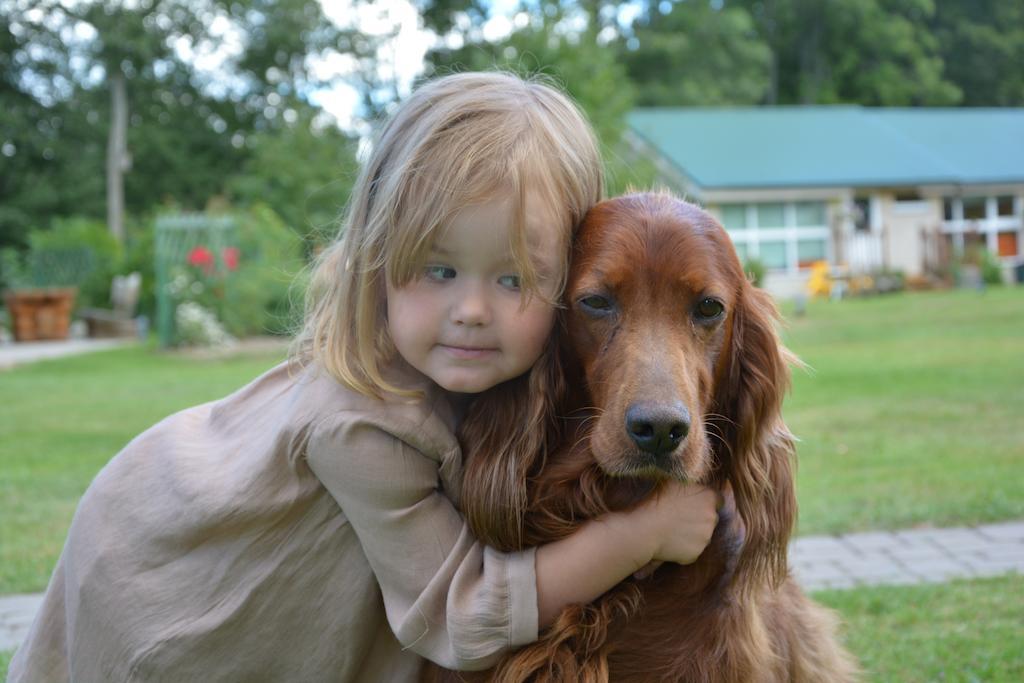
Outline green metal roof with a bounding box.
[627,106,1024,190]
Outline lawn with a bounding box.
[0,343,287,595]
[783,286,1024,535]
[815,574,1024,682]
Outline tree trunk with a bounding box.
[762,0,779,104]
[106,70,128,243]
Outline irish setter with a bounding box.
[427,193,859,682]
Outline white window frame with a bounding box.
[942,195,1024,258]
[719,201,832,274]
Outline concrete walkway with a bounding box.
[789,519,1024,590]
[0,338,135,370]
[2,520,1022,653]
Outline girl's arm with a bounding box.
[535,481,720,627]
[308,411,721,669]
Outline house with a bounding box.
[626,107,1024,296]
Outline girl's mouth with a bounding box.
[439,344,498,360]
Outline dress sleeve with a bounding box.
[306,412,539,671]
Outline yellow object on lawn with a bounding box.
[807,261,833,298]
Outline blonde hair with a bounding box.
[294,71,604,397]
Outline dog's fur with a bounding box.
[426,193,859,682]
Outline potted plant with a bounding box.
[1,246,96,341]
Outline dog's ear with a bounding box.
[715,283,797,589]
[457,328,566,551]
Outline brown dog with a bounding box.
[427,193,859,682]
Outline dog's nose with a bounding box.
[625,402,690,455]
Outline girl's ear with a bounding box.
[458,328,566,551]
[714,284,797,590]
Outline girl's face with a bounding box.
[386,191,563,395]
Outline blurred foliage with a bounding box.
[1,219,119,294]
[931,0,1024,107]
[220,204,304,336]
[160,205,302,340]
[622,1,772,106]
[0,0,355,249]
[0,244,96,290]
[227,112,360,251]
[426,9,658,196]
[743,258,766,288]
[733,0,961,105]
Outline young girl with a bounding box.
[9,72,720,682]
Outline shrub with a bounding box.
[979,249,1004,285]
[162,204,303,343]
[220,204,303,336]
[175,301,235,347]
[956,247,1004,288]
[24,218,124,307]
[743,258,766,287]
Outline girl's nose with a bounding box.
[451,282,491,326]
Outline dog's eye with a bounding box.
[695,297,724,320]
[578,294,613,314]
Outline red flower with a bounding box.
[187,246,215,275]
[221,247,240,271]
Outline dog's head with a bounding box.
[565,192,797,585]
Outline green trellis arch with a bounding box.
[154,214,237,347]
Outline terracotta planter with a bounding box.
[3,287,78,341]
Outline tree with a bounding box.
[619,1,773,106]
[736,0,961,105]
[1,0,352,246]
[0,12,106,248]
[228,112,359,248]
[426,7,657,195]
[931,0,1024,106]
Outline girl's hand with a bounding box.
[535,481,726,625]
[636,481,722,566]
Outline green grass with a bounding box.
[1,650,11,680]
[0,344,286,594]
[816,574,1024,682]
[783,287,1024,535]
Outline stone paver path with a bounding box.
[0,594,44,652]
[790,519,1024,590]
[2,520,1022,653]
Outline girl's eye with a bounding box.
[695,297,725,320]
[578,294,613,315]
[498,274,521,290]
[424,265,456,281]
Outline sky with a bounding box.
[309,0,527,131]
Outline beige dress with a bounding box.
[8,360,538,682]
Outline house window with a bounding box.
[854,198,871,232]
[795,202,826,227]
[756,203,785,228]
[963,197,986,220]
[798,239,828,267]
[721,205,748,230]
[997,196,1015,217]
[760,241,788,269]
[716,201,830,273]
[943,199,955,222]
